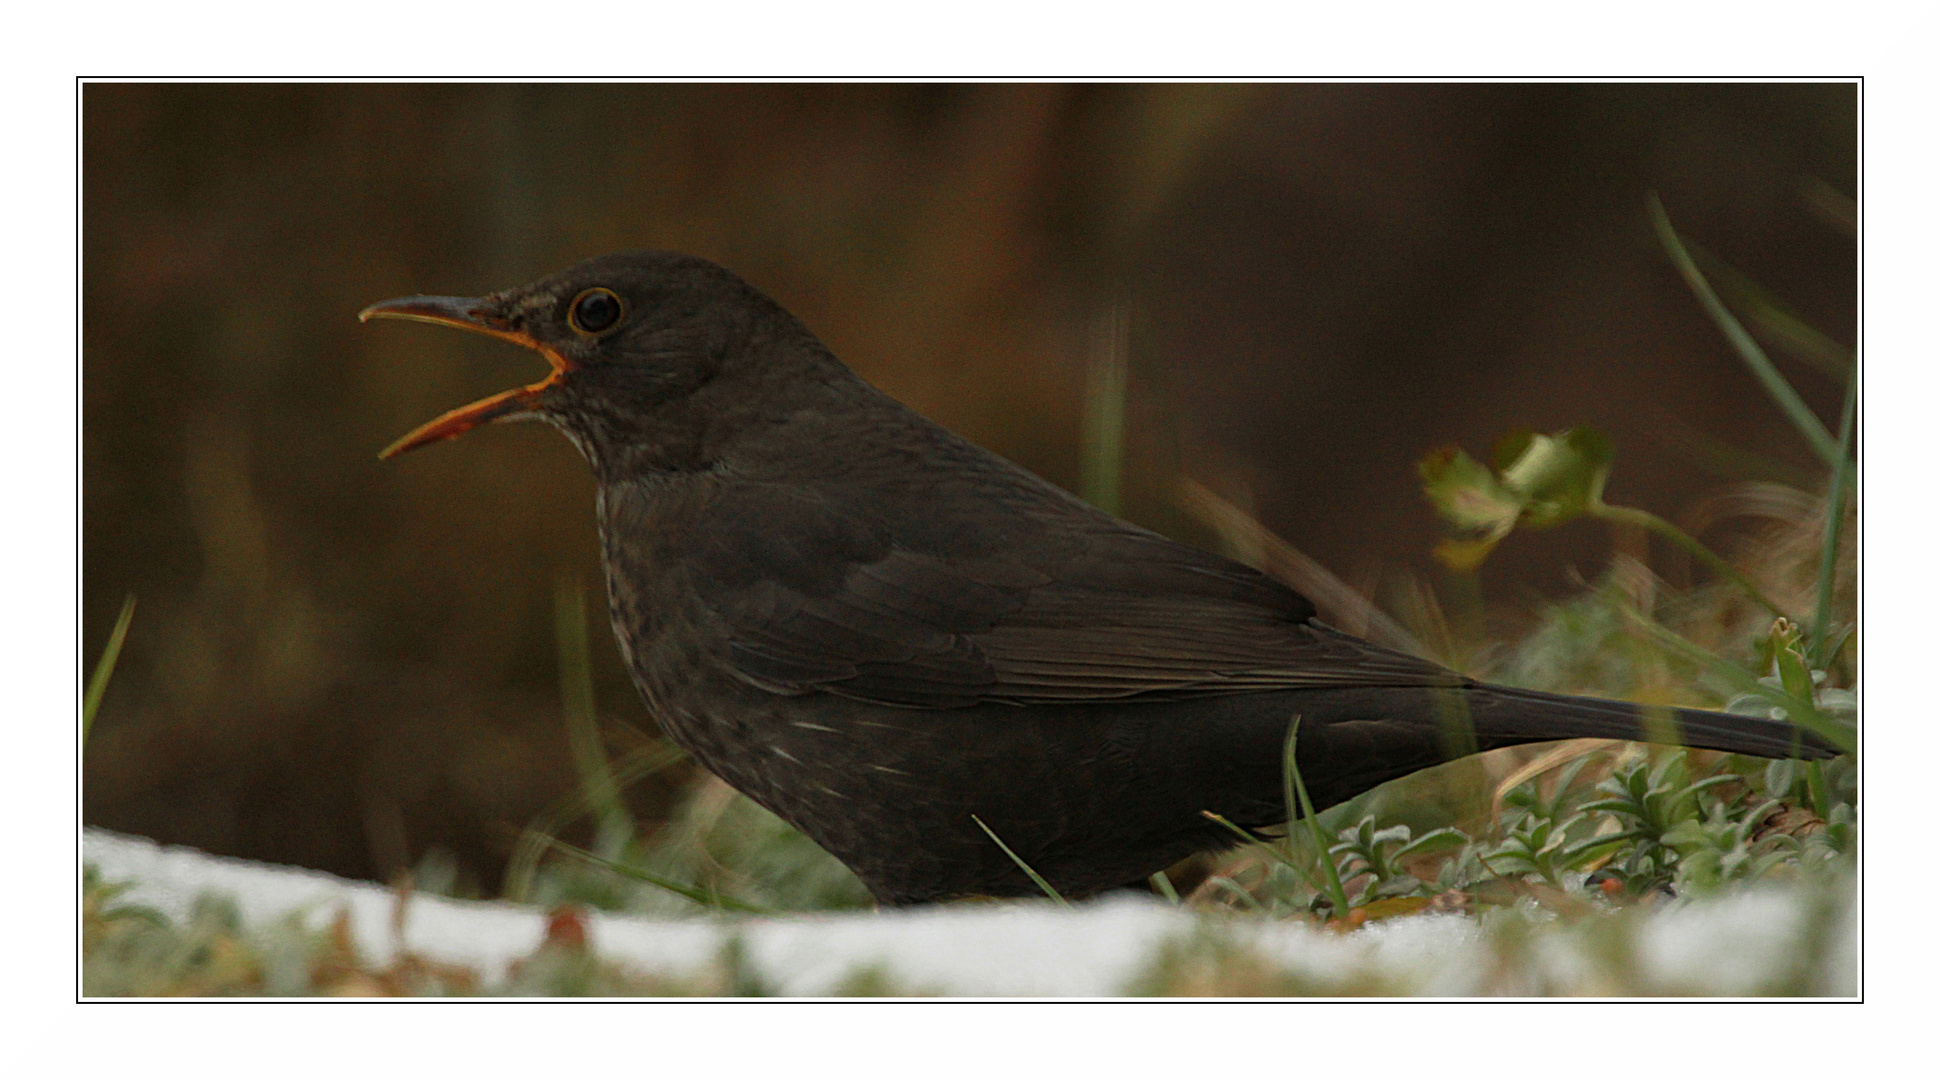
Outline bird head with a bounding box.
[362,250,821,461]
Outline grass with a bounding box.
[82,595,136,746]
[972,815,1072,910]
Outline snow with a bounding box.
[82,828,1854,997]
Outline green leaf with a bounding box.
[1419,427,1616,570]
[1369,824,1412,848]
[1769,618,1817,702]
[1560,829,1647,865]
[1496,427,1612,528]
[1420,445,1523,533]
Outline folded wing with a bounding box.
[689,480,1462,708]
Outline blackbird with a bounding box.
[363,250,1837,905]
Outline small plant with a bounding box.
[1472,754,1633,892]
[1575,752,1738,896]
[1327,817,1468,902]
[1195,736,1852,924]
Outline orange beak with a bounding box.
[359,295,572,458]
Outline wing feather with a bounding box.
[689,480,1459,708]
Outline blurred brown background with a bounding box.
[82,83,1855,892]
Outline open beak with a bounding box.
[359,295,572,458]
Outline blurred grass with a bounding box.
[82,595,137,746]
[1080,302,1131,514]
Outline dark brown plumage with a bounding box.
[363,250,1837,905]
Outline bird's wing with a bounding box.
[687,480,1461,708]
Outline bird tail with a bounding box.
[1464,683,1842,760]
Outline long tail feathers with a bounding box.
[1467,684,1841,760]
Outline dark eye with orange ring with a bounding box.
[568,288,624,335]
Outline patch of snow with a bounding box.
[83,829,1853,997]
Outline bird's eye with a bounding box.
[568,288,624,335]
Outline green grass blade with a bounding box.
[1810,371,1858,665]
[1689,239,1853,381]
[504,741,686,903]
[540,835,770,914]
[1206,876,1264,911]
[1806,761,1833,821]
[971,814,1071,909]
[83,595,137,746]
[1198,809,1322,893]
[1284,716,1353,919]
[555,577,630,856]
[1649,195,1842,469]
[1081,301,1130,515]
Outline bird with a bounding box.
[362,250,1839,905]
